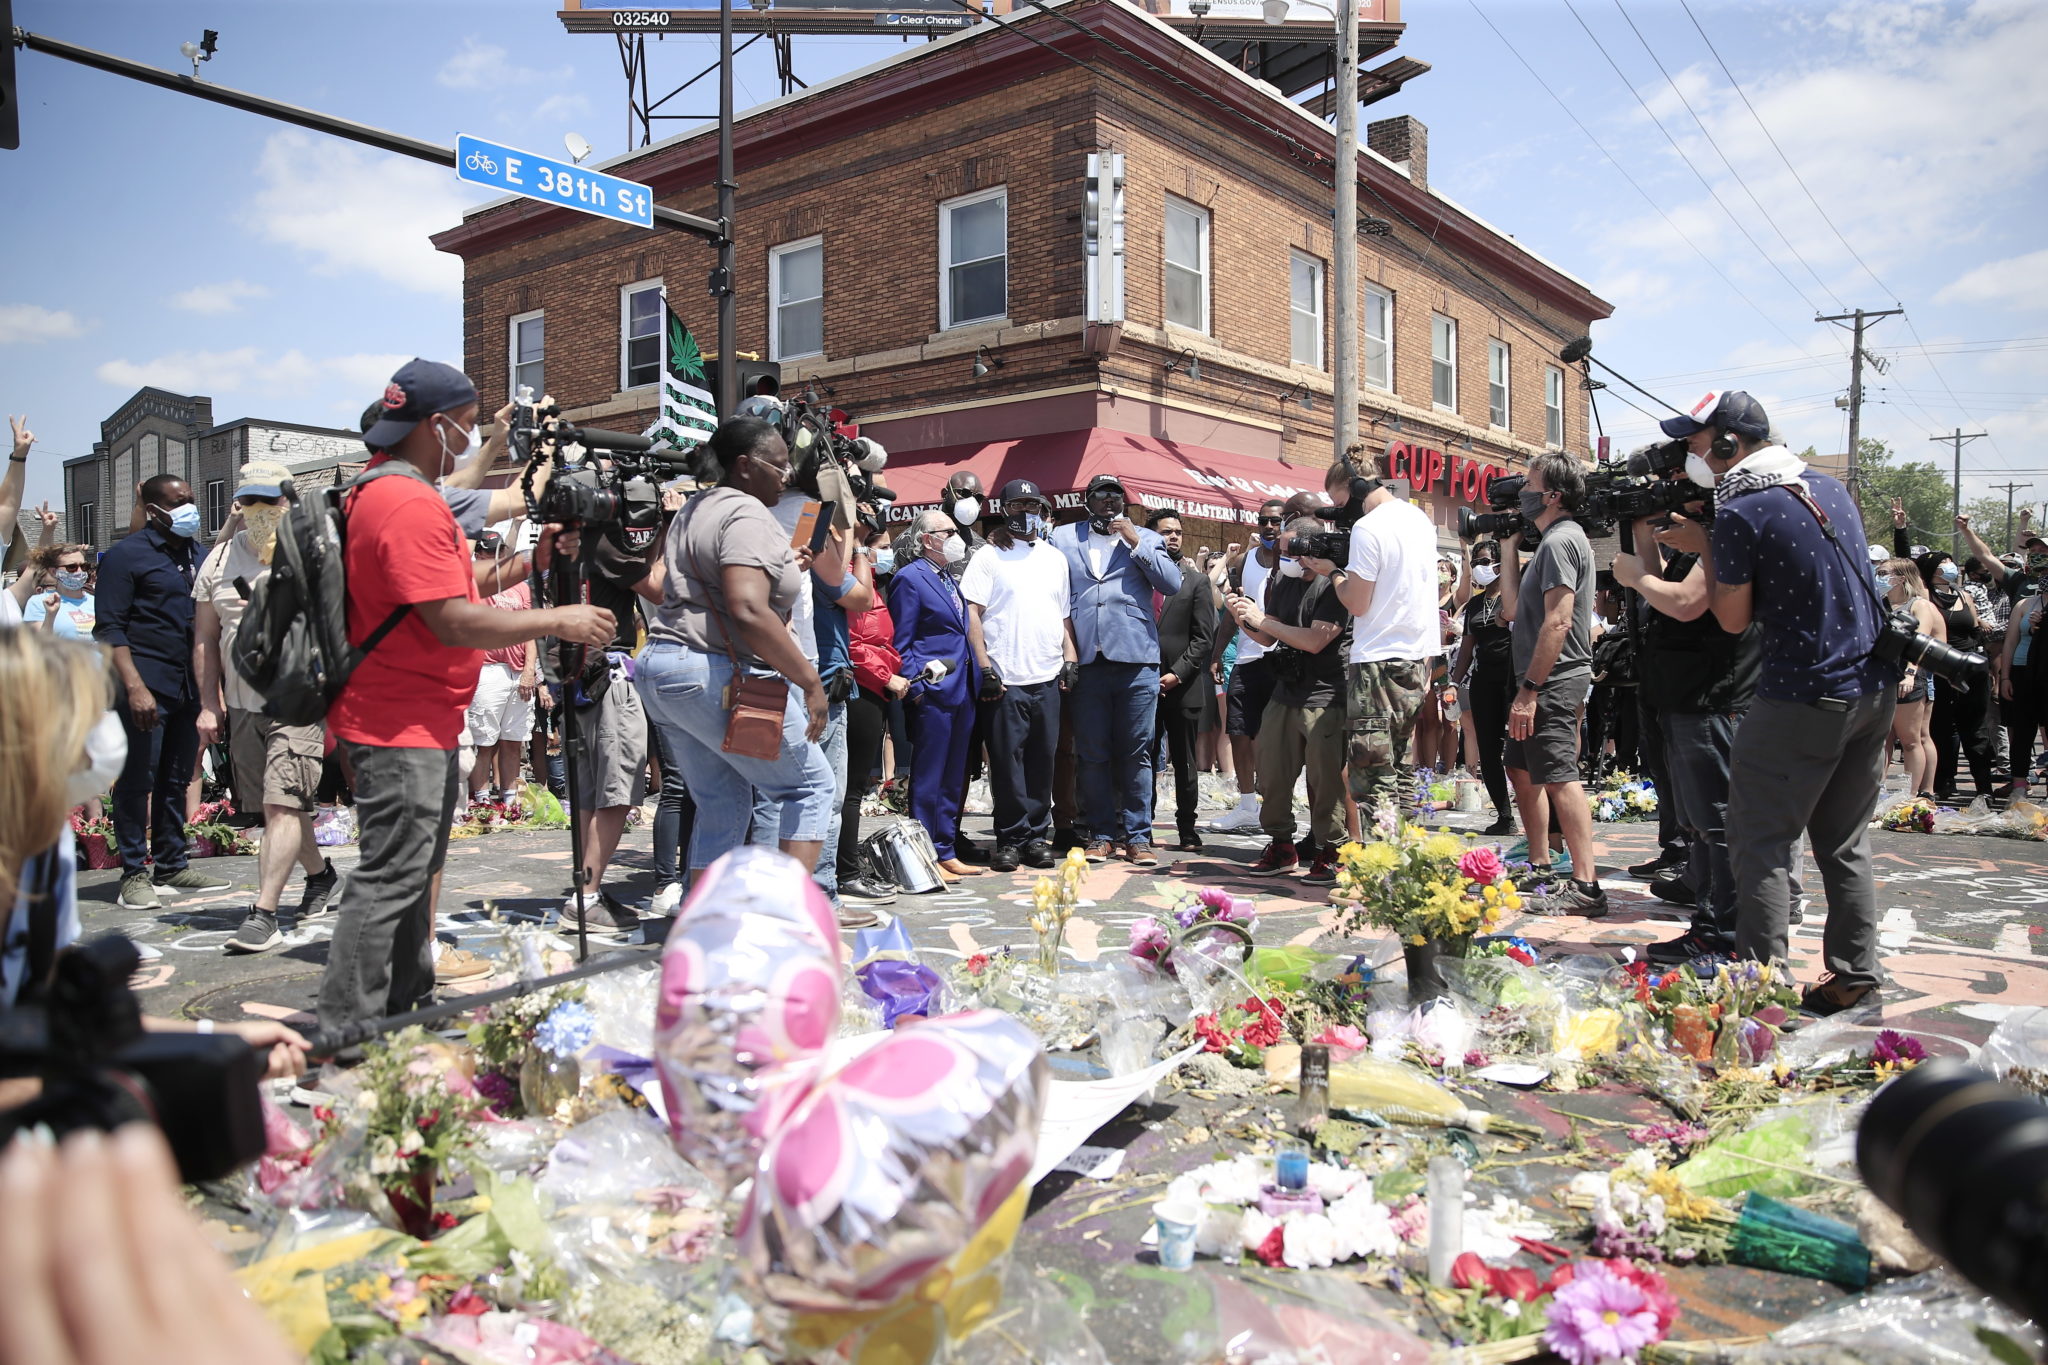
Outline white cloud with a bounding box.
[1935,249,2048,312]
[245,130,470,296]
[532,93,593,127]
[169,279,271,315]
[95,348,409,399]
[437,37,572,92]
[0,304,90,343]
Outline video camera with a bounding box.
[1458,472,1528,543]
[0,935,265,1183]
[1291,529,1352,568]
[511,387,690,552]
[743,385,895,535]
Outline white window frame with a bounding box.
[1487,337,1511,430]
[1545,365,1566,447]
[1364,284,1393,392]
[509,308,545,399]
[1163,196,1211,334]
[619,279,665,391]
[204,479,228,535]
[938,187,1009,331]
[75,501,96,548]
[769,235,826,361]
[1431,313,1458,413]
[1289,250,1325,369]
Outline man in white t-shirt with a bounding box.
[192,461,340,953]
[961,479,1077,871]
[1296,478,1438,818]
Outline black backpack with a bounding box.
[230,464,417,726]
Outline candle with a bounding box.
[1275,1140,1310,1192]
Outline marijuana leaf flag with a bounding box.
[643,301,718,454]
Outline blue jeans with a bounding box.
[647,715,697,888]
[113,696,200,877]
[749,696,847,903]
[1073,660,1158,846]
[635,641,834,871]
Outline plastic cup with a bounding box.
[1153,1197,1200,1271]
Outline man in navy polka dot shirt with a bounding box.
[1649,390,1894,1018]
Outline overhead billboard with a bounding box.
[561,0,1395,36]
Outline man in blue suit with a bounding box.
[1049,476,1183,864]
[889,510,984,878]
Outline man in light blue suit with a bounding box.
[1049,476,1182,865]
[888,509,984,878]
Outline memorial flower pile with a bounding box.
[1329,824,1517,943]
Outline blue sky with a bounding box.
[5,0,2044,528]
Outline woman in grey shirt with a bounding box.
[635,417,833,876]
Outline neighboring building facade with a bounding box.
[64,388,362,549]
[432,0,1611,549]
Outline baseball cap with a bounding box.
[1660,389,1772,441]
[999,477,1049,508]
[362,358,479,450]
[1867,543,1889,564]
[1085,474,1128,501]
[234,458,293,499]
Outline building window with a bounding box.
[770,236,825,361]
[509,309,544,398]
[74,502,96,548]
[1289,252,1324,369]
[113,449,133,531]
[139,432,161,475]
[1488,338,1511,430]
[1545,365,1566,447]
[939,188,1007,330]
[1364,285,1393,392]
[620,280,664,390]
[1431,314,1458,411]
[1164,197,1210,333]
[204,479,227,535]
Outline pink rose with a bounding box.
[1311,1025,1368,1060]
[1458,846,1505,886]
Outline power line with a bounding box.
[1465,0,1837,365]
[1561,0,1826,316]
[1676,0,1896,301]
[1610,0,1843,310]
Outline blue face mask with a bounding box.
[873,549,896,575]
[156,501,202,539]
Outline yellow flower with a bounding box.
[1407,934,1426,946]
[1482,883,1500,903]
[1359,842,1401,873]
[1503,891,1523,911]
[1424,834,1463,862]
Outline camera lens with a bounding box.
[1858,1059,2048,1323]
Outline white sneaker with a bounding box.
[650,882,685,916]
[1209,798,1263,833]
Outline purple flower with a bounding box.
[1175,904,1203,929]
[1543,1261,1662,1365]
[1872,1030,1927,1065]
[1217,895,1257,925]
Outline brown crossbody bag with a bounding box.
[680,503,789,761]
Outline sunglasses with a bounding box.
[1256,517,1283,527]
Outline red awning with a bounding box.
[874,430,1320,525]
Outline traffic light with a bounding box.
[2,0,19,151]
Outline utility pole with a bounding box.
[1330,0,1360,473]
[1991,481,2033,551]
[1932,427,1987,557]
[714,0,738,416]
[1816,307,1903,501]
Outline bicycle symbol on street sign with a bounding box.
[464,149,499,175]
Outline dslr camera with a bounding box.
[1291,529,1352,568]
[1871,605,1988,685]
[0,936,265,1183]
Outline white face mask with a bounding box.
[69,710,129,807]
[436,416,482,480]
[1277,556,1305,579]
[1472,564,1500,588]
[1684,453,1719,489]
[940,533,967,566]
[949,497,982,527]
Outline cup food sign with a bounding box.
[1384,440,1503,505]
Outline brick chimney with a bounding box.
[1366,115,1427,191]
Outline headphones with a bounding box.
[1709,428,1737,461]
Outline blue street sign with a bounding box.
[455,134,654,230]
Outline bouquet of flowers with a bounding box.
[1881,795,1938,832]
[186,797,252,857]
[1330,827,1518,944]
[1129,884,1258,970]
[316,1028,484,1237]
[1191,994,1290,1068]
[68,806,121,869]
[1633,959,1801,1068]
[1589,774,1659,823]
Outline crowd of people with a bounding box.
[4,371,2048,1066]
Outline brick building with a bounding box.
[63,388,362,549]
[431,0,1612,548]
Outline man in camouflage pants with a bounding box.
[1295,476,1441,828]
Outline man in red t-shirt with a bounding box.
[318,359,614,1038]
